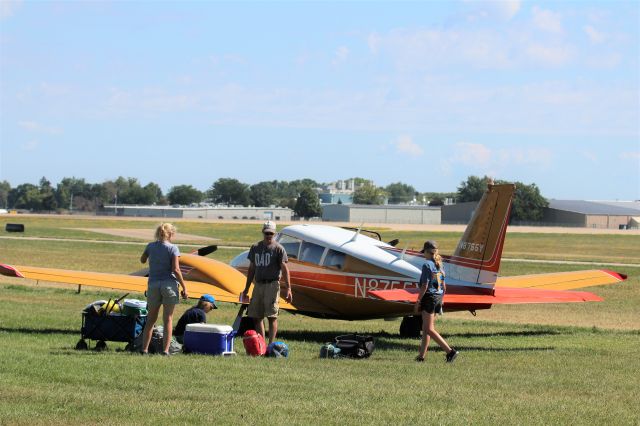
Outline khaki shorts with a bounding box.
[248,281,280,319]
[147,279,180,307]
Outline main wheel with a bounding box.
[399,315,422,338]
[95,340,107,351]
[75,339,88,350]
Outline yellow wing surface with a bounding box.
[495,269,627,291]
[0,254,296,310]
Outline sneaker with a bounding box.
[160,351,170,356]
[445,349,459,363]
[415,356,425,362]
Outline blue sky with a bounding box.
[1,0,638,200]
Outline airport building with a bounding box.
[322,204,441,224]
[442,199,640,229]
[99,205,293,221]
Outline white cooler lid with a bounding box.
[185,324,233,333]
[123,299,147,308]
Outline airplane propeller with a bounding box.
[387,239,400,247]
[195,245,218,256]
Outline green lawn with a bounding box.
[0,218,638,424]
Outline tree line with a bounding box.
[0,175,547,221]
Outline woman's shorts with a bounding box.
[147,279,180,307]
[420,293,443,314]
[247,281,280,319]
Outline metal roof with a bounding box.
[548,200,640,216]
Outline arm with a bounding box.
[172,255,188,299]
[414,266,431,314]
[140,246,148,264]
[241,262,256,302]
[280,261,292,303]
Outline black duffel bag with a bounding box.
[334,334,375,358]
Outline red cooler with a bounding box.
[184,324,235,355]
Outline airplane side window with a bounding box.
[323,249,345,270]
[299,241,325,265]
[277,234,301,259]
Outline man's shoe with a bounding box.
[415,356,425,362]
[445,349,459,363]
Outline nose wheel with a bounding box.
[399,315,422,338]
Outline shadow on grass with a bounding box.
[277,330,556,352]
[444,330,562,338]
[0,326,77,335]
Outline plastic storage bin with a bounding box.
[184,324,235,355]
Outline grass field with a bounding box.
[0,217,638,424]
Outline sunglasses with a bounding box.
[263,232,275,236]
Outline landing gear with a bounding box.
[75,339,88,350]
[95,340,107,351]
[399,315,422,338]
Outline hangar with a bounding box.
[322,204,441,224]
[99,205,293,221]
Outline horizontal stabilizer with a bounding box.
[369,286,602,305]
[495,269,627,290]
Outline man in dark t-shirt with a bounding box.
[241,221,291,344]
[173,294,217,344]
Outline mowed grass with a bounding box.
[0,218,638,424]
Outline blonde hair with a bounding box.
[434,251,442,270]
[155,223,176,242]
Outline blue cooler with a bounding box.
[184,324,235,355]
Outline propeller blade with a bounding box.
[387,239,400,247]
[196,245,218,256]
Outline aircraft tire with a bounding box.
[75,339,88,351]
[399,315,422,338]
[95,340,107,351]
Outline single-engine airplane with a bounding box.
[0,184,628,336]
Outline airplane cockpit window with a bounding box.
[323,249,345,270]
[299,241,326,265]
[277,234,301,259]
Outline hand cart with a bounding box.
[75,310,147,351]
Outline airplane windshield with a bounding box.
[277,234,302,259]
[299,241,326,265]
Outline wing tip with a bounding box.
[0,263,24,278]
[601,269,628,281]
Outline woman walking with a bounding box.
[415,240,458,363]
[140,223,188,355]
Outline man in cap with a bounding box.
[241,220,292,344]
[173,294,218,344]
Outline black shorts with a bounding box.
[420,293,443,314]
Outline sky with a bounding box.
[0,0,638,200]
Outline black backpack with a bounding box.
[333,334,375,358]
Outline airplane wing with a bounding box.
[0,262,296,309]
[494,269,627,290]
[369,269,627,305]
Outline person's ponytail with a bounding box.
[434,251,442,270]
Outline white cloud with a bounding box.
[18,121,63,135]
[532,6,563,34]
[0,0,21,20]
[581,151,598,163]
[584,25,606,44]
[619,151,640,161]
[525,43,572,66]
[332,46,350,66]
[495,0,521,21]
[449,143,553,175]
[22,140,39,151]
[393,135,423,156]
[453,142,492,166]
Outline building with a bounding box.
[543,200,640,229]
[99,205,293,221]
[442,199,640,229]
[322,204,441,224]
[318,178,367,205]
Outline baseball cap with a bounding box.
[262,221,276,234]
[200,294,218,309]
[420,240,438,253]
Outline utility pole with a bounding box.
[69,193,73,213]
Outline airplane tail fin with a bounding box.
[446,183,516,286]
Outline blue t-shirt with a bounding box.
[173,307,207,337]
[143,241,180,282]
[419,260,445,295]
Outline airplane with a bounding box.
[0,184,628,337]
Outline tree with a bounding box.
[385,182,416,204]
[457,175,492,202]
[208,178,250,206]
[168,185,204,205]
[250,182,277,207]
[0,181,11,208]
[294,187,322,219]
[353,182,387,205]
[9,183,42,210]
[508,181,548,222]
[39,177,57,211]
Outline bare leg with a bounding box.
[142,305,161,353]
[162,304,176,353]
[424,312,451,353]
[418,311,432,358]
[267,317,278,344]
[254,317,265,341]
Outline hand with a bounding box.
[281,288,293,303]
[239,292,250,304]
[181,288,188,299]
